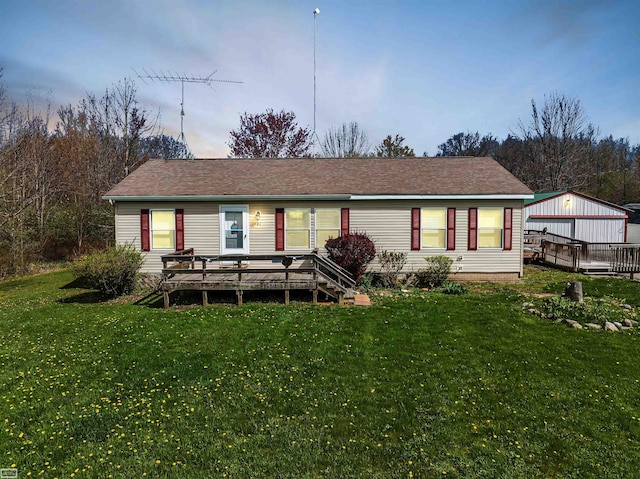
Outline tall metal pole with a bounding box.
[179,79,185,144]
[313,8,320,157]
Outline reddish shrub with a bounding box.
[325,232,376,282]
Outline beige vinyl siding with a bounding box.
[114,199,524,276]
[349,200,522,275]
[249,203,344,254]
[248,204,276,254]
[249,200,523,276]
[115,202,220,273]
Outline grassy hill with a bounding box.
[1,268,639,478]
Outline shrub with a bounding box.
[434,281,468,295]
[377,250,407,288]
[541,295,637,326]
[414,255,453,288]
[325,232,376,282]
[358,272,375,292]
[73,243,144,297]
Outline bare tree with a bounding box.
[517,92,597,191]
[320,122,370,158]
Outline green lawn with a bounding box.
[1,268,640,478]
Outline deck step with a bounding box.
[582,270,616,277]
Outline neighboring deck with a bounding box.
[160,250,356,307]
[525,230,640,277]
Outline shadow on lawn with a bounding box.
[58,290,109,304]
[59,277,110,303]
[60,277,91,289]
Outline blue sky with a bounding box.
[1,0,639,157]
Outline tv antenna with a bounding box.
[133,68,243,150]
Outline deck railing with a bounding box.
[580,243,640,273]
[540,240,581,271]
[159,251,355,305]
[538,237,640,275]
[310,252,356,291]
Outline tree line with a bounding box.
[1,65,637,277]
[0,70,189,276]
[227,94,640,206]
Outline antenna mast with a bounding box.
[134,68,243,152]
[312,8,320,157]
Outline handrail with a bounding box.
[525,229,577,243]
[161,253,315,263]
[310,252,356,290]
[311,253,353,280]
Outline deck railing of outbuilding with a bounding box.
[531,231,640,277]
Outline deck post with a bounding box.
[285,268,290,305]
[312,269,318,303]
[237,290,243,306]
[202,290,208,306]
[163,291,170,309]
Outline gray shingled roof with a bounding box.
[103,157,533,199]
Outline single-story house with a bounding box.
[524,190,630,243]
[103,157,533,281]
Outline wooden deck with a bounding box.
[525,230,640,277]
[160,252,356,307]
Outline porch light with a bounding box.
[564,198,571,208]
[253,211,261,225]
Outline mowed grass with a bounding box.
[1,268,640,478]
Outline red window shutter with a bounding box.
[175,209,184,251]
[140,209,150,252]
[275,208,285,251]
[411,208,421,251]
[468,208,478,251]
[503,207,513,251]
[446,208,456,251]
[340,208,350,236]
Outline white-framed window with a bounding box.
[285,208,311,249]
[315,208,341,248]
[151,210,175,249]
[478,208,503,248]
[422,208,446,249]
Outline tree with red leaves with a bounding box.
[228,108,311,158]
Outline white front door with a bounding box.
[220,205,249,255]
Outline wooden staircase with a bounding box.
[311,253,356,305]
